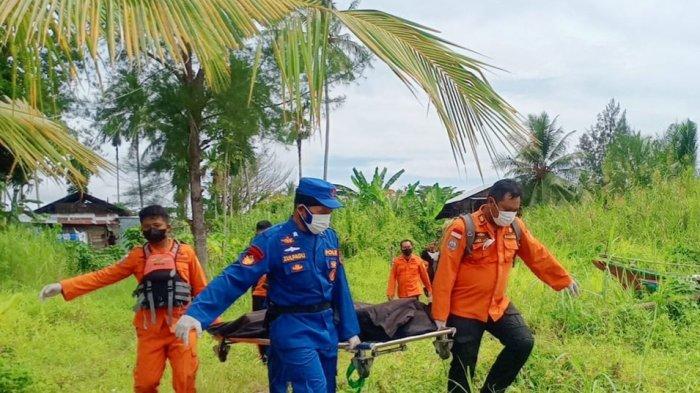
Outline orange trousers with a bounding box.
[133,319,198,393]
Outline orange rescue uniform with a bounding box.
[60,239,208,393]
[432,207,573,323]
[252,274,268,297]
[386,254,433,298]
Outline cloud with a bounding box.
[36,0,700,205]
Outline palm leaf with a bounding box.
[0,98,110,185]
[331,9,527,172]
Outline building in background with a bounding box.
[30,192,138,248]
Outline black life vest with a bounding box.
[133,240,191,326]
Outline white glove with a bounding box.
[347,335,361,350]
[435,320,447,330]
[39,283,62,301]
[564,280,580,297]
[175,315,202,347]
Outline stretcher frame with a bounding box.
[212,327,456,379]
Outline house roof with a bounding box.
[444,183,493,205]
[435,182,493,220]
[34,192,131,216]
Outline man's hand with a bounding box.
[434,320,447,330]
[427,294,433,303]
[387,296,394,301]
[175,315,202,347]
[347,335,361,350]
[564,280,580,297]
[39,283,62,301]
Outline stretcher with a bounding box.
[212,327,455,390]
[208,299,456,390]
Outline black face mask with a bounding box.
[143,228,167,243]
[401,248,413,257]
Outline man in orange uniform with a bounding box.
[432,180,579,393]
[38,205,208,393]
[386,239,433,302]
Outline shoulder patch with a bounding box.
[447,238,458,251]
[241,245,264,266]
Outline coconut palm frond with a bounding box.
[0,98,110,186]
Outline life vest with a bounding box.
[133,240,192,326]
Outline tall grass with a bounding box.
[0,176,698,392]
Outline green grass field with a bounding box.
[1,177,699,392]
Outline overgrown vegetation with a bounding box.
[1,175,698,392]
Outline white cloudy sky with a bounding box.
[35,0,699,206]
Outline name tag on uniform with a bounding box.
[325,249,339,257]
[283,252,306,263]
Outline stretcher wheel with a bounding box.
[351,351,374,379]
[216,340,230,362]
[433,335,453,360]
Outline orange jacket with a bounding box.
[387,254,433,298]
[432,207,573,323]
[60,239,209,328]
[252,275,268,297]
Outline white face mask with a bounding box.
[493,210,517,227]
[301,205,331,234]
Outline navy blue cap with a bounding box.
[295,177,343,209]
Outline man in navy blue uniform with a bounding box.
[175,177,361,392]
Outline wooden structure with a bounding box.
[435,183,491,220]
[33,192,134,248]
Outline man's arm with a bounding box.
[515,218,573,291]
[186,237,269,329]
[431,219,467,322]
[60,249,139,300]
[418,260,432,295]
[386,260,398,299]
[184,246,209,297]
[332,254,360,342]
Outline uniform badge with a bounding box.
[241,245,264,266]
[329,269,337,282]
[281,235,295,245]
[284,246,300,253]
[291,263,304,272]
[324,249,339,257]
[448,238,458,251]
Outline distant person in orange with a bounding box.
[39,205,208,393]
[386,239,432,302]
[250,219,272,362]
[432,179,579,393]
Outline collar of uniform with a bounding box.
[399,254,417,263]
[147,238,174,253]
[476,205,497,235]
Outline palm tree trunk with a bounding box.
[135,135,143,208]
[296,135,303,182]
[34,171,40,208]
[323,82,330,180]
[184,59,208,266]
[115,144,120,204]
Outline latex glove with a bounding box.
[435,320,447,330]
[39,283,62,301]
[564,280,580,297]
[175,315,202,347]
[347,335,361,350]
